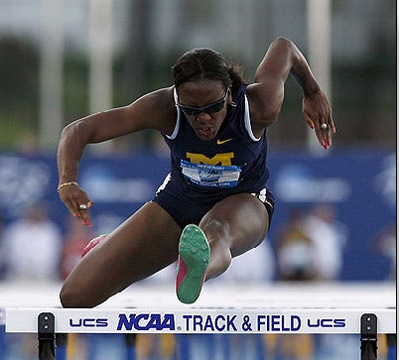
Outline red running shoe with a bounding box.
[176,224,210,304]
[81,234,108,258]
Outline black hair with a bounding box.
[172,48,245,92]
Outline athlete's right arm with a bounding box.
[57,86,176,224]
[247,37,335,148]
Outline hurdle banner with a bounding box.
[1,282,396,359]
[5,308,396,334]
[5,307,396,360]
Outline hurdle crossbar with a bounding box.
[4,307,396,334]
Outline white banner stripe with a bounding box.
[5,308,396,334]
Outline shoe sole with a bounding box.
[177,224,210,304]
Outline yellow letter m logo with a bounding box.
[186,152,234,166]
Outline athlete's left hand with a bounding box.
[302,90,336,149]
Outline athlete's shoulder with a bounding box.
[145,86,175,111]
[125,86,177,133]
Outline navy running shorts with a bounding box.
[152,175,275,230]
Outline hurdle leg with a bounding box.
[386,334,396,360]
[38,312,56,360]
[360,314,377,360]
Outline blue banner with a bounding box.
[0,150,395,281]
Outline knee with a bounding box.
[59,284,92,308]
[59,286,79,308]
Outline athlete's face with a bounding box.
[177,80,231,141]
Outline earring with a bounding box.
[230,101,237,107]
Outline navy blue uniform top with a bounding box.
[161,85,270,203]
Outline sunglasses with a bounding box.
[176,90,228,117]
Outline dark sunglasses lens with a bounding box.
[178,95,226,116]
[180,106,201,116]
[205,99,225,114]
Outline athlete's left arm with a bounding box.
[246,37,335,149]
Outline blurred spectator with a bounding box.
[374,223,396,280]
[2,203,62,281]
[275,204,347,282]
[275,207,316,281]
[60,217,94,280]
[303,204,347,281]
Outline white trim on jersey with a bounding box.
[156,173,171,195]
[165,88,181,140]
[244,94,261,142]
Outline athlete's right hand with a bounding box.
[302,89,336,149]
[58,185,94,226]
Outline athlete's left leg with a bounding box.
[199,193,269,280]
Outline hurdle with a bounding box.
[0,281,396,360]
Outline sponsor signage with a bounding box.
[8,308,396,334]
[65,312,347,333]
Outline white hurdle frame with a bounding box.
[0,282,396,360]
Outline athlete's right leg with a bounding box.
[60,201,181,308]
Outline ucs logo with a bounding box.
[307,318,346,328]
[69,318,108,327]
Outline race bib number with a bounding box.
[180,160,242,188]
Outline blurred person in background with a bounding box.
[275,204,346,282]
[57,37,335,308]
[274,207,316,281]
[2,203,62,281]
[303,203,347,281]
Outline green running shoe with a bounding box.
[176,224,210,304]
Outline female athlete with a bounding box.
[57,37,335,306]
